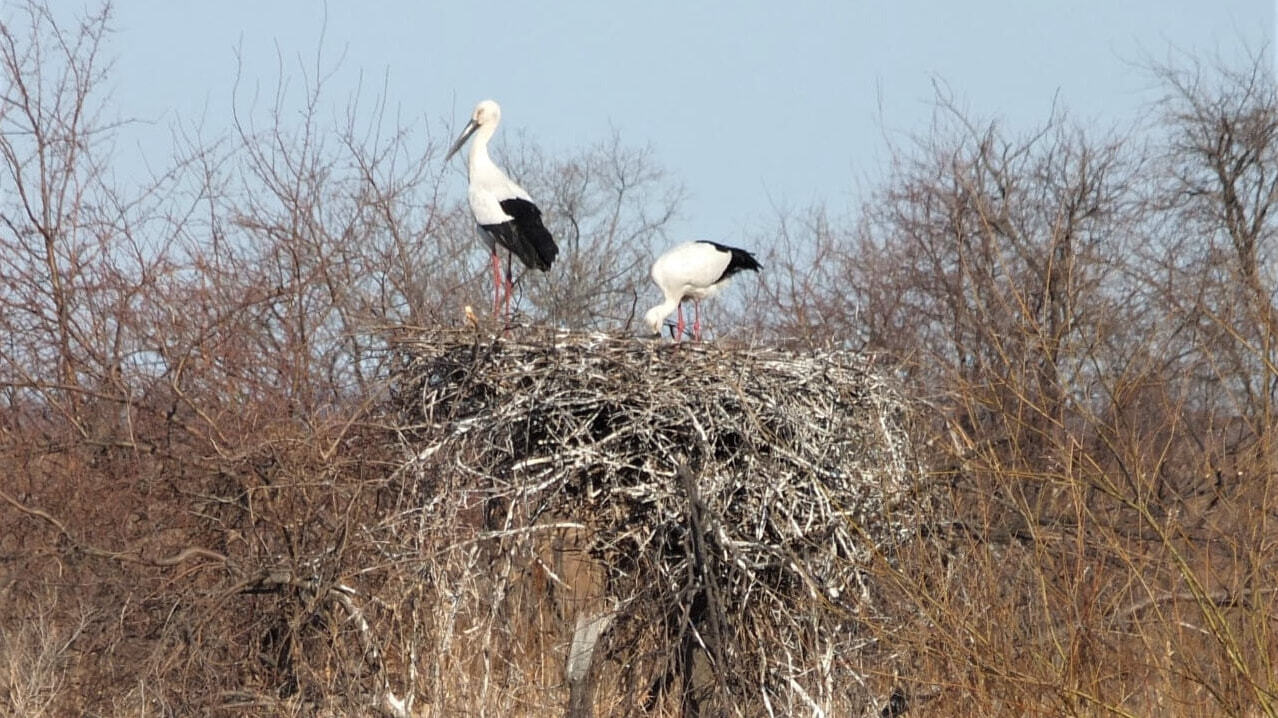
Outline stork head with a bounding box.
[471,99,501,126]
[445,99,503,161]
[643,305,666,337]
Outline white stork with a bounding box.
[644,241,761,341]
[445,100,558,318]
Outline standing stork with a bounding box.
[445,100,558,319]
[644,241,761,341]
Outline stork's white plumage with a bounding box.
[445,100,557,318]
[644,241,761,340]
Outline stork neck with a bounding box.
[467,122,499,176]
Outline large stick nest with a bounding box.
[387,326,927,708]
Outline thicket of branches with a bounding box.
[742,50,1278,715]
[1,0,1276,715]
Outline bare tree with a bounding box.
[1148,52,1278,448]
[0,0,116,418]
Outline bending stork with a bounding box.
[445,100,558,318]
[644,241,761,341]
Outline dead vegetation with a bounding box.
[2,1,1278,715]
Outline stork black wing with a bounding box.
[701,240,762,282]
[479,198,557,271]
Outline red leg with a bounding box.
[489,252,503,317]
[674,303,685,342]
[503,252,514,324]
[693,300,702,340]
[503,276,513,323]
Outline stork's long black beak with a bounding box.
[444,119,479,162]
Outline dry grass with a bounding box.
[1,327,1277,717]
[851,388,1278,718]
[0,596,86,718]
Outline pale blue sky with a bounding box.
[105,1,1272,243]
